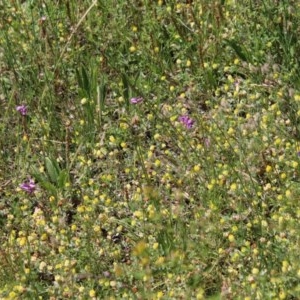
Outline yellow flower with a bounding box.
[279,291,286,299]
[193,164,201,172]
[129,45,136,52]
[153,242,159,250]
[265,165,272,173]
[155,256,165,265]
[89,289,96,297]
[228,234,235,242]
[133,240,147,256]
[230,183,237,191]
[252,268,259,275]
[81,98,87,105]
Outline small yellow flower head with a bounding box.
[295,94,300,101]
[227,127,235,135]
[285,190,292,198]
[234,58,240,65]
[193,164,201,172]
[265,165,272,173]
[119,122,129,129]
[228,234,235,242]
[196,288,205,299]
[281,260,289,273]
[133,240,147,256]
[252,268,259,275]
[110,280,117,287]
[9,292,17,298]
[147,113,153,120]
[154,133,161,140]
[109,135,116,143]
[153,242,159,250]
[81,98,87,105]
[279,291,287,299]
[274,137,281,145]
[155,256,165,265]
[292,161,298,168]
[89,289,96,297]
[154,159,161,167]
[230,183,237,191]
[133,210,143,219]
[232,225,238,232]
[129,45,136,52]
[93,225,101,233]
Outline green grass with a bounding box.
[1,0,300,299]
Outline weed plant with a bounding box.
[1,0,300,299]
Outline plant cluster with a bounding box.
[1,0,300,299]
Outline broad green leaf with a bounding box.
[45,157,60,184]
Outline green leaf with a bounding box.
[45,157,60,184]
[81,66,90,98]
[121,73,130,107]
[57,169,69,189]
[30,165,58,196]
[40,181,58,197]
[76,68,83,89]
[31,166,47,183]
[224,39,248,62]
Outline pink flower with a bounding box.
[178,115,194,129]
[20,179,36,194]
[130,97,143,104]
[16,105,28,116]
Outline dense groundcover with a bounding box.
[1,1,300,299]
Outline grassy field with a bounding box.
[1,0,300,299]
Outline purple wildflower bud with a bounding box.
[16,105,28,116]
[204,137,211,148]
[20,179,36,194]
[103,271,111,278]
[178,115,194,129]
[130,97,143,104]
[297,151,300,157]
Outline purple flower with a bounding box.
[204,137,211,148]
[20,179,36,194]
[179,115,194,129]
[16,105,28,116]
[130,97,143,104]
